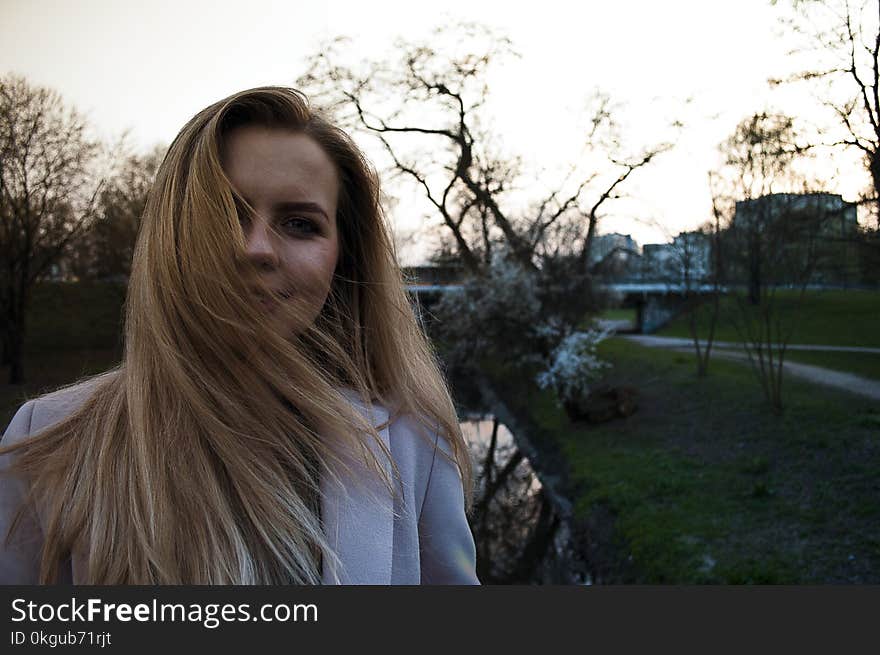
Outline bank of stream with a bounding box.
[458,378,593,585]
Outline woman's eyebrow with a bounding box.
[272,201,330,220]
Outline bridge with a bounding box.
[604,282,724,333]
[404,281,722,333]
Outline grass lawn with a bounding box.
[1,349,122,429]
[25,280,127,350]
[599,308,637,323]
[485,336,880,583]
[1,281,126,429]
[657,289,880,347]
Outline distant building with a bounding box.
[638,192,859,288]
[591,233,640,279]
[671,231,712,283]
[641,243,676,279]
[733,192,859,286]
[591,233,638,264]
[734,192,857,237]
[642,231,712,285]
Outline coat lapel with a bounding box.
[320,391,393,584]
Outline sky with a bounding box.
[0,0,866,263]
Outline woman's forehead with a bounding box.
[223,126,339,212]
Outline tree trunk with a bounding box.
[748,235,761,306]
[5,293,27,384]
[1,326,9,367]
[6,321,24,384]
[870,149,880,229]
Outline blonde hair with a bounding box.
[2,87,471,584]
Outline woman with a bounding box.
[0,86,479,585]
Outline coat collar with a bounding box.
[320,389,393,584]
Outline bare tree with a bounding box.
[69,144,164,280]
[715,111,834,412]
[722,112,803,304]
[296,24,672,274]
[734,196,832,413]
[0,75,102,383]
[675,222,722,378]
[772,0,880,225]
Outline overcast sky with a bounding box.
[1,0,863,263]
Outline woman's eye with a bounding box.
[281,217,318,235]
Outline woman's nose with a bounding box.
[244,219,279,270]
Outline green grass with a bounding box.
[2,281,126,429]
[483,336,880,583]
[599,308,637,323]
[1,349,122,429]
[25,280,127,353]
[657,289,880,347]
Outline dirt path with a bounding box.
[624,335,880,354]
[622,335,880,401]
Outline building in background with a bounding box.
[591,233,640,279]
[636,193,861,288]
[733,192,857,238]
[641,231,712,285]
[732,192,859,287]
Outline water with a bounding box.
[460,414,591,584]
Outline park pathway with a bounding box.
[624,335,880,355]
[621,334,880,401]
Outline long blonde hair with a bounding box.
[2,87,471,584]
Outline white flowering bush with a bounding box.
[535,327,612,405]
[432,253,612,409]
[433,257,543,367]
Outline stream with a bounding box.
[460,414,591,585]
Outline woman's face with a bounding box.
[223,126,340,336]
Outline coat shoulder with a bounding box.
[385,410,443,480]
[5,372,114,439]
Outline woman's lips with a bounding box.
[255,290,291,311]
